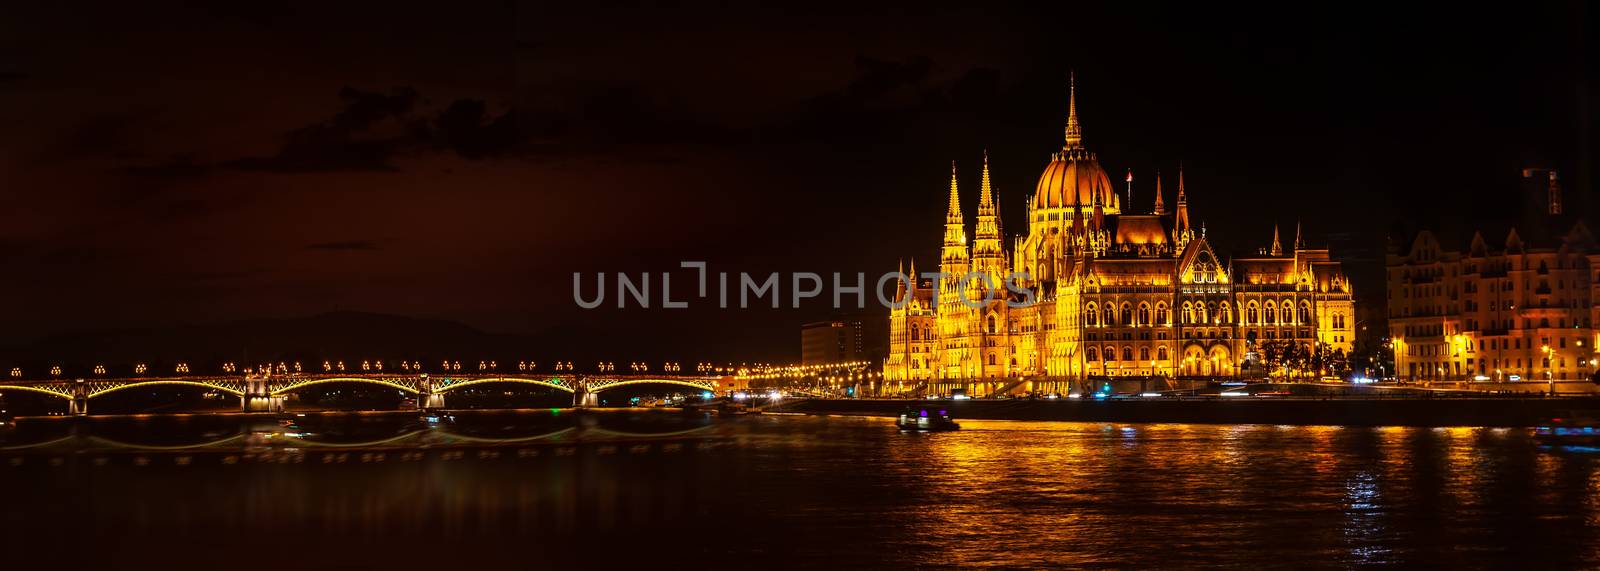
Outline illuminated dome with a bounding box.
[1030,75,1119,215]
[1033,149,1118,213]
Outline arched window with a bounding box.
[1265,302,1277,324]
[1087,347,1099,361]
[1299,302,1311,324]
[1122,346,1134,361]
[1157,346,1169,360]
[1104,305,1115,326]
[1183,302,1194,324]
[1121,303,1133,326]
[1140,347,1150,360]
[910,324,918,341]
[1156,302,1169,325]
[988,353,996,366]
[1086,303,1098,325]
[1138,303,1150,326]
[1220,302,1233,324]
[1105,345,1117,361]
[986,315,997,335]
[1247,302,1259,324]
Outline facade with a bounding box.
[884,79,1356,395]
[802,319,864,366]
[1387,170,1598,382]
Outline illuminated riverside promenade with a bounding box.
[0,373,727,414]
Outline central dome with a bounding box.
[1032,148,1119,213]
[1030,75,1119,215]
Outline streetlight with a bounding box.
[1542,345,1555,396]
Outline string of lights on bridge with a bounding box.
[5,359,876,381]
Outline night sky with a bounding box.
[1,1,1594,363]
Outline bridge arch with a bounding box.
[433,377,575,394]
[587,378,718,393]
[270,377,421,396]
[0,385,72,400]
[87,380,244,399]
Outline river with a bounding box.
[2,411,1597,568]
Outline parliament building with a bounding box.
[884,79,1356,395]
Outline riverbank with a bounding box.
[774,395,1600,427]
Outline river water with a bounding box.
[2,411,1597,569]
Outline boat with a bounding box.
[897,407,960,431]
[1534,413,1600,446]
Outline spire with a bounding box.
[1152,170,1166,214]
[973,150,1004,277]
[897,259,907,299]
[1293,220,1303,250]
[1064,72,1083,150]
[978,151,995,213]
[941,161,969,274]
[1174,162,1190,235]
[1270,222,1282,256]
[946,160,963,224]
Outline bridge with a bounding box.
[0,374,728,415]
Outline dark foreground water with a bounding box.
[2,411,1598,569]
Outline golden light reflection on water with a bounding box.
[876,420,1600,568]
[4,415,1600,567]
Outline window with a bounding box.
[1140,347,1150,360]
[988,353,996,366]
[1122,347,1134,361]
[1087,347,1098,361]
[1157,346,1169,360]
[1139,304,1150,326]
[1265,303,1277,324]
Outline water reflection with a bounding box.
[2,415,1598,568]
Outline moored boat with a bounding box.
[897,406,960,431]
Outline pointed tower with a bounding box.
[972,151,1005,281]
[1091,179,1105,231]
[940,161,970,304]
[1064,71,1083,150]
[896,259,908,301]
[1270,223,1283,256]
[1293,220,1304,250]
[1152,170,1165,214]
[1174,163,1191,236]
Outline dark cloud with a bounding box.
[305,240,381,251]
[224,86,420,172]
[426,98,521,159]
[123,86,530,174]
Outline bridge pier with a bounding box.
[241,375,283,413]
[573,378,598,408]
[417,374,446,410]
[69,379,88,416]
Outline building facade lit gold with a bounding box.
[1387,219,1598,383]
[885,78,1356,394]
